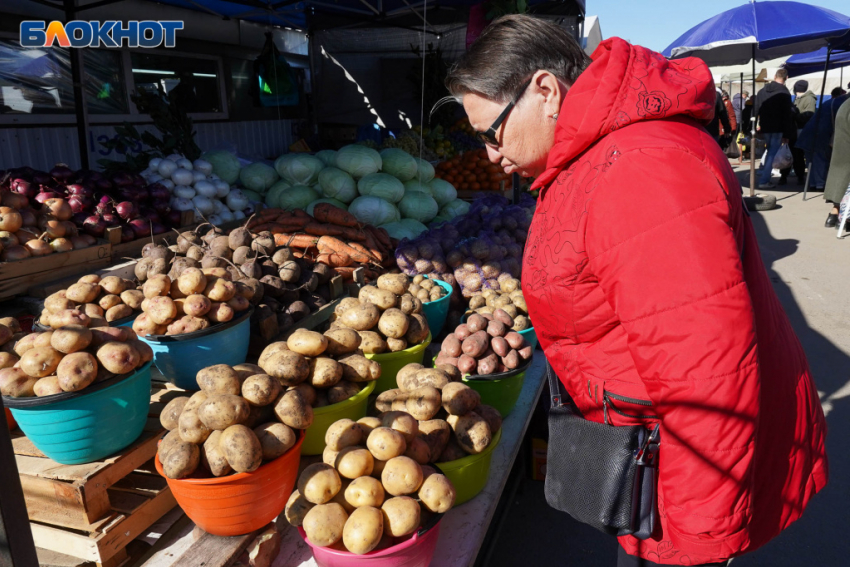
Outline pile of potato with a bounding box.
[329,274,430,354]
[39,274,143,329]
[0,325,151,398]
[257,327,381,427]
[437,310,533,376]
[0,318,25,358]
[156,363,299,480]
[374,364,502,461]
[466,280,529,328]
[285,416,457,554]
[408,275,446,304]
[132,266,253,337]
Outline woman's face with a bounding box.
[462,71,565,179]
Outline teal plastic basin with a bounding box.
[421,279,453,337]
[5,362,152,464]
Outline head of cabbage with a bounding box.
[358,173,404,203]
[439,199,470,220]
[398,191,438,223]
[414,158,435,183]
[239,162,279,194]
[380,219,429,241]
[403,180,431,195]
[349,196,400,226]
[379,148,417,181]
[265,180,292,208]
[307,198,348,216]
[318,167,357,203]
[274,153,324,186]
[428,178,458,207]
[201,150,241,184]
[335,145,382,178]
[278,185,320,211]
[315,150,337,167]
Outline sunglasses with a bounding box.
[473,78,533,148]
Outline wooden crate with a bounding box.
[0,240,112,301]
[14,385,184,567]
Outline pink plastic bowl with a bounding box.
[298,520,441,567]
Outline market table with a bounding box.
[137,354,547,567]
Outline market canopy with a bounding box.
[784,42,850,77]
[662,1,850,66]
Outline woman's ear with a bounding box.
[531,70,567,119]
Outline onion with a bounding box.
[139,168,153,178]
[61,221,78,236]
[166,210,182,226]
[151,222,167,235]
[209,173,220,181]
[172,197,194,212]
[11,179,37,199]
[116,201,136,220]
[176,158,193,171]
[218,209,235,223]
[192,195,214,215]
[25,239,53,256]
[35,191,60,204]
[233,210,246,220]
[149,157,163,171]
[39,218,66,239]
[174,185,195,200]
[50,237,73,252]
[160,179,175,190]
[11,166,34,178]
[101,213,120,227]
[19,208,37,227]
[129,218,151,237]
[95,178,113,191]
[213,180,230,198]
[0,207,23,232]
[147,173,164,184]
[166,153,183,163]
[42,198,72,221]
[157,160,178,178]
[1,244,31,261]
[0,231,19,247]
[139,207,160,222]
[66,184,92,197]
[111,171,134,188]
[148,183,170,201]
[68,195,93,214]
[171,168,194,186]
[152,200,171,215]
[32,172,51,186]
[208,214,223,226]
[226,189,249,212]
[70,235,90,249]
[192,159,213,176]
[1,192,29,209]
[82,215,106,237]
[16,226,39,241]
[212,199,225,214]
[120,224,135,242]
[50,165,74,182]
[194,180,217,198]
[191,170,206,184]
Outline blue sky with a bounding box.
[592,0,850,52]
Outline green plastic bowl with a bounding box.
[421,279,453,337]
[463,365,528,418]
[365,333,432,394]
[301,381,376,455]
[435,427,502,506]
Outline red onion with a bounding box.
[151,222,167,235]
[82,215,106,237]
[50,165,74,182]
[35,191,60,204]
[19,208,37,227]
[95,178,113,191]
[129,218,151,237]
[166,210,182,226]
[147,183,170,201]
[32,172,51,186]
[68,195,94,214]
[111,171,134,188]
[120,224,135,242]
[10,166,34,178]
[66,184,92,196]
[11,178,36,199]
[101,213,120,227]
[152,200,171,215]
[116,201,136,220]
[71,212,89,225]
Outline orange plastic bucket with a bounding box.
[155,431,304,536]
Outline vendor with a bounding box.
[445,14,827,567]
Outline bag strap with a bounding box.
[547,362,564,408]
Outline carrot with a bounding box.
[303,222,366,241]
[268,218,311,233]
[317,236,373,264]
[369,226,392,250]
[273,233,319,249]
[348,241,381,263]
[335,267,356,281]
[292,209,311,219]
[361,231,384,260]
[316,252,353,268]
[312,203,360,228]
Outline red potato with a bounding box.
[466,314,487,333]
[486,320,507,338]
[434,352,458,368]
[461,331,489,358]
[491,336,509,357]
[207,302,234,323]
[441,334,462,358]
[502,349,520,369]
[518,345,533,360]
[504,332,525,350]
[477,353,499,375]
[454,324,471,341]
[492,308,514,327]
[457,354,476,375]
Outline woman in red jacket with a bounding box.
[447,15,827,567]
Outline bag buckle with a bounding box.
[635,424,660,466]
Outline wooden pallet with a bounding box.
[14,385,185,567]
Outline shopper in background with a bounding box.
[823,95,850,227]
[706,87,731,145]
[738,94,754,164]
[722,91,737,148]
[797,89,849,194]
[832,87,847,98]
[754,68,795,188]
[447,14,826,567]
[732,90,747,128]
[779,79,815,185]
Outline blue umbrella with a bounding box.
[663,1,850,66]
[784,44,850,77]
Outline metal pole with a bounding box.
[803,46,833,201]
[308,33,318,137]
[0,398,39,567]
[750,45,756,198]
[64,0,90,169]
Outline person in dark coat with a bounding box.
[706,88,732,145]
[779,79,815,185]
[754,69,795,188]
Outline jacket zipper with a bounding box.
[602,390,659,422]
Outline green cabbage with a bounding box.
[264,180,292,208]
[241,189,263,203]
[414,158,435,183]
[274,153,324,186]
[349,196,400,226]
[403,180,431,195]
[379,148,417,181]
[380,219,428,241]
[201,150,241,184]
[398,191,438,223]
[318,167,357,203]
[438,199,470,220]
[316,150,337,167]
[307,198,348,216]
[335,145,382,178]
[358,173,404,203]
[239,162,279,195]
[278,185,320,211]
[428,178,458,207]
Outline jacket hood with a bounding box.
[532,37,715,191]
[760,81,790,99]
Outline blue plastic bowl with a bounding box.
[139,309,252,390]
[6,362,152,465]
[421,279,453,337]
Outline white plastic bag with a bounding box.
[773,142,793,170]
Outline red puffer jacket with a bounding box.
[523,38,827,564]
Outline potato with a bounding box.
[233,363,263,381]
[375,388,402,413]
[359,286,398,311]
[0,367,38,397]
[258,341,288,369]
[13,333,38,357]
[120,289,144,310]
[491,336,510,358]
[376,273,408,296]
[308,357,343,389]
[254,422,296,460]
[383,410,420,441]
[205,277,236,302]
[197,430,231,477]
[52,309,90,329]
[337,446,374,479]
[381,496,420,537]
[202,267,231,280]
[345,475,385,509]
[357,331,387,355]
[183,390,209,413]
[33,375,62,397]
[157,429,182,463]
[366,427,406,461]
[288,382,317,406]
[405,386,441,421]
[145,296,176,325]
[441,382,481,416]
[381,456,423,496]
[337,354,381,383]
[96,276,125,295]
[343,505,384,555]
[435,363,462,382]
[132,313,164,337]
[339,303,380,331]
[274,389,314,429]
[19,346,63,378]
[48,326,91,354]
[418,473,456,513]
[242,374,282,406]
[398,368,449,392]
[299,463,343,505]
[371,458,387,479]
[198,394,250,430]
[205,301,233,324]
[418,419,451,461]
[404,314,429,345]
[143,275,171,299]
[461,331,489,358]
[82,304,105,321]
[160,396,189,430]
[325,418,363,451]
[183,294,211,317]
[477,352,499,375]
[323,446,340,467]
[466,314,487,333]
[403,436,431,465]
[56,352,98,392]
[162,441,200,479]
[284,489,315,527]
[105,304,133,322]
[178,408,212,444]
[65,282,99,304]
[512,315,531,331]
[196,364,241,395]
[33,332,55,349]
[502,349,520,369]
[475,404,503,435]
[166,315,210,336]
[396,363,422,387]
[0,352,19,370]
[457,354,477,375]
[437,437,467,462]
[303,503,348,547]
[323,328,361,356]
[384,338,406,352]
[177,268,207,295]
[327,381,361,405]
[98,294,122,311]
[219,424,263,473]
[227,294,250,313]
[374,309,407,340]
[441,335,462,358]
[447,413,492,454]
[130,338,154,364]
[263,350,310,387]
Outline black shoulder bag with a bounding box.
[544,362,660,539]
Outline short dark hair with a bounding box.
[831,87,847,97]
[446,14,591,103]
[775,68,788,81]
